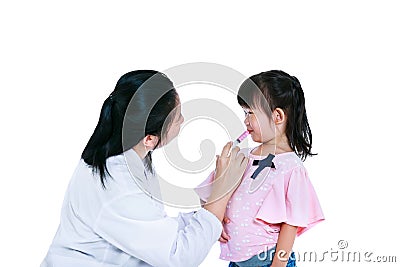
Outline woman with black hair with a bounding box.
[40,70,248,267]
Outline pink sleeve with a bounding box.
[255,167,324,236]
[194,171,215,202]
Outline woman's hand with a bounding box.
[204,142,248,221]
[211,142,248,200]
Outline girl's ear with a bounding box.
[273,108,286,125]
[143,135,159,151]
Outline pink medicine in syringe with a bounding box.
[232,130,250,146]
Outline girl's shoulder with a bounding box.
[274,151,304,170]
[275,153,310,186]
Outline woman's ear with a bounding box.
[273,108,286,125]
[143,135,159,151]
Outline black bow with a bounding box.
[251,154,275,179]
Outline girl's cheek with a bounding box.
[250,118,258,130]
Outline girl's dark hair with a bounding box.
[237,70,315,160]
[82,70,179,188]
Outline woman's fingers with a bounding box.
[229,146,240,157]
[215,155,220,168]
[211,143,249,200]
[220,141,233,158]
[239,153,249,166]
[230,149,247,166]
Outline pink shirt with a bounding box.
[195,148,325,262]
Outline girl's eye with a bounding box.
[243,110,254,116]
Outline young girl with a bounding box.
[196,70,325,267]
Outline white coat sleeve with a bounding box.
[93,193,222,267]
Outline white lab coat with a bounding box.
[41,149,222,267]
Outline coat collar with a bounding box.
[122,148,147,182]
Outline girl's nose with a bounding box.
[244,116,249,126]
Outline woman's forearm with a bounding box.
[203,193,230,222]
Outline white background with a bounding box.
[1,1,399,266]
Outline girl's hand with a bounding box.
[219,217,230,243]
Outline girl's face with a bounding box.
[242,106,275,143]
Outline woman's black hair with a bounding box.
[237,70,316,160]
[81,70,179,188]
